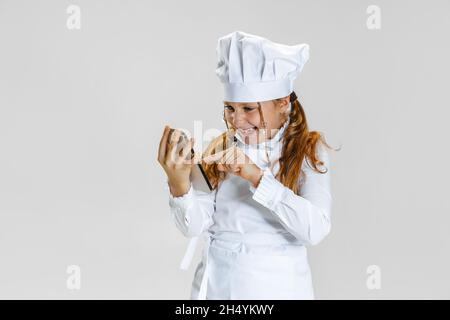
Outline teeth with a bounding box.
[237,127,258,137]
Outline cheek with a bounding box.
[250,108,277,128]
[260,114,276,128]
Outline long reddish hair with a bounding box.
[201,95,336,195]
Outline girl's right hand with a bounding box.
[157,125,200,196]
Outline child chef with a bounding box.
[158,30,333,300]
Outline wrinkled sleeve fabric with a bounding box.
[166,183,216,238]
[249,145,332,245]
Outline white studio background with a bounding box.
[0,0,449,299]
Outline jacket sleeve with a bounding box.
[249,145,332,245]
[166,182,216,238]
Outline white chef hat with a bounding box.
[215,30,310,103]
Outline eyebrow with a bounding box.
[223,103,258,108]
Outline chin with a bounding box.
[244,133,265,145]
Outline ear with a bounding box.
[277,96,291,114]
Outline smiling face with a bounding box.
[223,96,291,145]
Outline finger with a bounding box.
[166,130,182,163]
[228,157,241,171]
[232,147,250,165]
[223,146,238,165]
[187,138,203,165]
[180,137,193,160]
[193,151,202,164]
[224,163,239,173]
[230,166,241,173]
[158,125,171,163]
[172,129,182,145]
[170,129,182,145]
[182,151,201,165]
[219,147,230,166]
[203,149,227,164]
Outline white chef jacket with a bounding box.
[166,119,332,299]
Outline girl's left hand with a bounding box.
[203,146,263,188]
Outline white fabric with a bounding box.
[215,30,310,102]
[166,121,332,299]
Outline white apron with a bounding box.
[181,231,314,300]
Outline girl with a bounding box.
[158,31,335,299]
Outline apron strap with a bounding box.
[179,236,199,270]
[197,233,212,299]
[179,233,213,300]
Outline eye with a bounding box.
[243,107,256,112]
[224,105,235,112]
